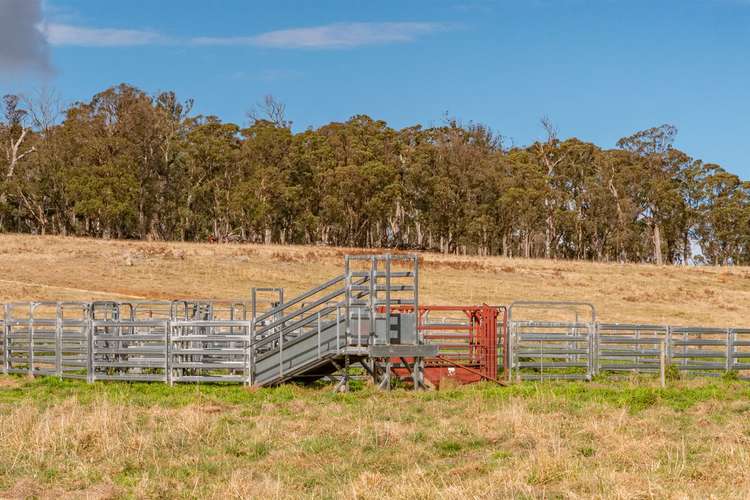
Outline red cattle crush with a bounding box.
[388,305,506,387]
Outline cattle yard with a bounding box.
[2,252,748,388]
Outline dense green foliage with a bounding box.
[2,84,748,264]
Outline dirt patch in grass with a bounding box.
[0,376,21,389]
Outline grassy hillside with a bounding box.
[1,234,750,498]
[1,234,749,326]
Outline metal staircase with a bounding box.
[249,254,425,387]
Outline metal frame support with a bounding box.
[28,302,35,377]
[2,304,8,375]
[727,328,734,372]
[665,325,673,367]
[166,320,173,386]
[247,318,256,386]
[342,256,352,392]
[55,303,63,378]
[86,318,94,383]
[251,287,284,320]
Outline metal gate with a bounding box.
[3,302,89,378]
[508,302,596,381]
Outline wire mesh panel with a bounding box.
[511,321,594,381]
[170,320,252,384]
[597,324,668,373]
[91,319,169,382]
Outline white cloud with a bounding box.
[42,23,166,47]
[193,22,446,49]
[36,20,444,50]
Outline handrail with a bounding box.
[254,305,342,349]
[254,288,345,337]
[254,275,370,336]
[254,274,346,324]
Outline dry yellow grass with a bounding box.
[1,234,749,326]
[0,377,749,499]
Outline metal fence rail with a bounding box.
[511,320,594,381]
[597,323,668,373]
[0,301,258,385]
[510,321,750,381]
[3,278,749,387]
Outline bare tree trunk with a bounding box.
[524,231,531,258]
[545,213,553,259]
[653,222,663,265]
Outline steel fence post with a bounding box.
[3,304,9,375]
[665,325,673,367]
[55,303,63,378]
[166,320,172,386]
[86,317,94,383]
[336,307,341,352]
[279,324,284,380]
[251,317,255,386]
[508,320,515,382]
[726,328,734,373]
[413,255,419,342]
[660,340,666,387]
[593,321,600,375]
[317,312,322,359]
[28,303,34,377]
[343,256,351,392]
[368,256,375,346]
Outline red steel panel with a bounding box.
[387,304,506,387]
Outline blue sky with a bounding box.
[1,0,749,177]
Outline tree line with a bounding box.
[1,84,748,265]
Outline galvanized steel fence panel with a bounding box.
[0,305,5,372]
[597,323,668,373]
[511,320,595,381]
[170,320,252,384]
[3,297,750,384]
[510,321,750,381]
[734,329,750,373]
